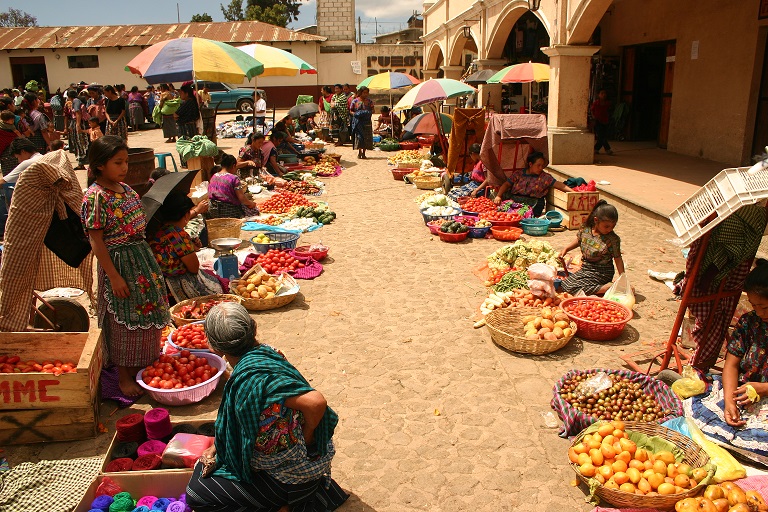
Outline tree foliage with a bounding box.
[191,12,214,22]
[220,0,299,26]
[0,8,38,27]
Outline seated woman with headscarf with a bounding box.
[186,303,349,512]
[208,153,259,219]
[149,192,223,303]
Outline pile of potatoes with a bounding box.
[522,307,574,341]
[233,272,279,300]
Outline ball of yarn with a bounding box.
[150,498,172,511]
[131,453,162,471]
[137,440,167,458]
[91,494,114,511]
[112,442,139,460]
[131,507,150,512]
[144,408,173,440]
[116,413,146,443]
[196,422,216,437]
[109,495,135,512]
[170,423,196,436]
[104,458,134,473]
[136,496,158,508]
[165,502,186,512]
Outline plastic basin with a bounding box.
[167,320,210,353]
[438,230,469,243]
[136,353,227,406]
[519,218,551,236]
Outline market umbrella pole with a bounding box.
[431,104,447,156]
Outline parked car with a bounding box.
[195,81,266,113]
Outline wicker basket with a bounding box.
[570,421,711,510]
[207,218,243,243]
[561,297,632,341]
[230,264,300,311]
[485,307,577,355]
[169,294,243,326]
[412,176,442,190]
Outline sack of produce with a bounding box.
[527,263,557,299]
[604,272,636,310]
[551,368,683,437]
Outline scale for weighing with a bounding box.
[210,238,242,280]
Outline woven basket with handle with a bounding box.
[230,264,300,311]
[485,306,577,355]
[412,176,441,190]
[207,218,243,243]
[169,294,243,327]
[569,421,711,510]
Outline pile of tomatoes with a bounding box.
[563,299,628,323]
[461,196,496,213]
[141,351,217,390]
[170,323,209,350]
[0,355,78,375]
[255,249,305,274]
[259,192,316,214]
[480,211,522,223]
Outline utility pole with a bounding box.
[177,3,180,23]
[375,17,377,37]
[358,17,362,44]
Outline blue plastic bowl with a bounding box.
[250,230,300,253]
[519,218,551,236]
[545,210,563,227]
[468,225,491,238]
[420,207,460,224]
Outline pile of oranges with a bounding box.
[569,420,707,496]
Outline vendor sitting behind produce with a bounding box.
[262,132,287,177]
[447,143,490,201]
[680,260,768,459]
[185,303,349,512]
[271,114,299,145]
[209,153,259,219]
[297,115,318,139]
[493,152,572,217]
[376,106,402,139]
[149,192,224,303]
[238,133,268,178]
[272,130,300,158]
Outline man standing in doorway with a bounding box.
[254,91,266,130]
[591,89,613,155]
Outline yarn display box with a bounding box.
[101,419,214,476]
[0,330,103,444]
[547,206,591,231]
[547,189,600,212]
[74,471,192,512]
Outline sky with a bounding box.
[2,0,419,42]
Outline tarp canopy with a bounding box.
[480,114,548,186]
[446,108,485,176]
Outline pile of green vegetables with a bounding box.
[492,270,530,293]
[487,240,560,271]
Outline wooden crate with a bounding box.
[0,330,103,410]
[547,189,600,212]
[0,330,103,444]
[101,419,214,475]
[75,471,192,512]
[551,207,591,230]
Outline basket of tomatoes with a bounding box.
[136,351,226,406]
[560,297,632,341]
[168,321,210,352]
[480,211,522,226]
[461,196,496,215]
[252,248,306,274]
[258,192,316,214]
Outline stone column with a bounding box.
[542,45,600,165]
[474,58,506,111]
[422,70,441,80]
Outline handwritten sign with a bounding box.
[567,193,600,212]
[0,379,60,404]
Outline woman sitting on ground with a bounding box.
[375,106,401,139]
[260,132,286,177]
[493,151,573,217]
[208,153,259,219]
[149,192,223,303]
[186,303,348,512]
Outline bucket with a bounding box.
[126,148,155,197]
[201,107,217,143]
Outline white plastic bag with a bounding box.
[604,273,636,310]
[527,263,557,299]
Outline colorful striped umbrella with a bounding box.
[392,79,476,111]
[403,112,452,135]
[125,37,264,84]
[487,62,551,84]
[236,44,316,76]
[357,72,420,91]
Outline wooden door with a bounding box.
[658,42,676,148]
[620,46,636,140]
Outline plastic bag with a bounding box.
[604,273,636,310]
[685,418,746,483]
[162,433,214,469]
[576,371,613,397]
[671,366,707,399]
[527,263,557,299]
[95,476,122,497]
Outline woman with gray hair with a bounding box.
[186,303,348,512]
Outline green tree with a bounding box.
[245,3,289,27]
[248,0,300,23]
[191,12,214,22]
[220,0,244,21]
[0,7,38,27]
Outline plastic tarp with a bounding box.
[480,114,548,187]
[446,108,485,176]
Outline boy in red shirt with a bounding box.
[591,89,613,155]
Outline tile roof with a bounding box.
[0,21,326,50]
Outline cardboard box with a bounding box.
[552,207,591,230]
[0,330,103,445]
[101,419,214,476]
[74,471,192,512]
[547,189,600,212]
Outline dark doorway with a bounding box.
[752,30,768,159]
[630,44,666,141]
[9,57,48,90]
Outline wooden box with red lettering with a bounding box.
[547,189,600,212]
[552,207,591,231]
[0,330,103,444]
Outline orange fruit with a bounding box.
[613,472,629,485]
[611,460,628,473]
[597,423,615,437]
[637,478,651,493]
[594,473,605,484]
[577,453,591,466]
[613,429,626,439]
[647,473,665,490]
[616,451,632,464]
[611,420,625,431]
[657,451,676,465]
[590,448,604,466]
[644,460,654,470]
[619,438,637,455]
[667,463,679,478]
[626,467,641,484]
[587,438,601,450]
[568,448,580,464]
[604,479,619,490]
[601,444,616,459]
[619,482,636,494]
[597,465,614,480]
[653,460,668,475]
[573,442,588,455]
[657,482,676,495]
[579,462,596,477]
[592,433,603,444]
[603,434,616,447]
[634,448,649,462]
[628,459,645,471]
[642,469,655,480]
[677,463,692,477]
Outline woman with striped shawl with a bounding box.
[186,303,348,512]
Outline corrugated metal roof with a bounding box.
[0,21,326,50]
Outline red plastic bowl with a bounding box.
[292,245,329,261]
[399,142,420,150]
[392,168,415,181]
[438,230,469,243]
[426,221,442,235]
[560,297,632,341]
[491,226,522,241]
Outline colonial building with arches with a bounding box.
[423,0,768,166]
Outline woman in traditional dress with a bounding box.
[103,85,128,142]
[127,86,145,132]
[186,303,348,512]
[208,153,259,219]
[158,84,179,143]
[350,87,374,159]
